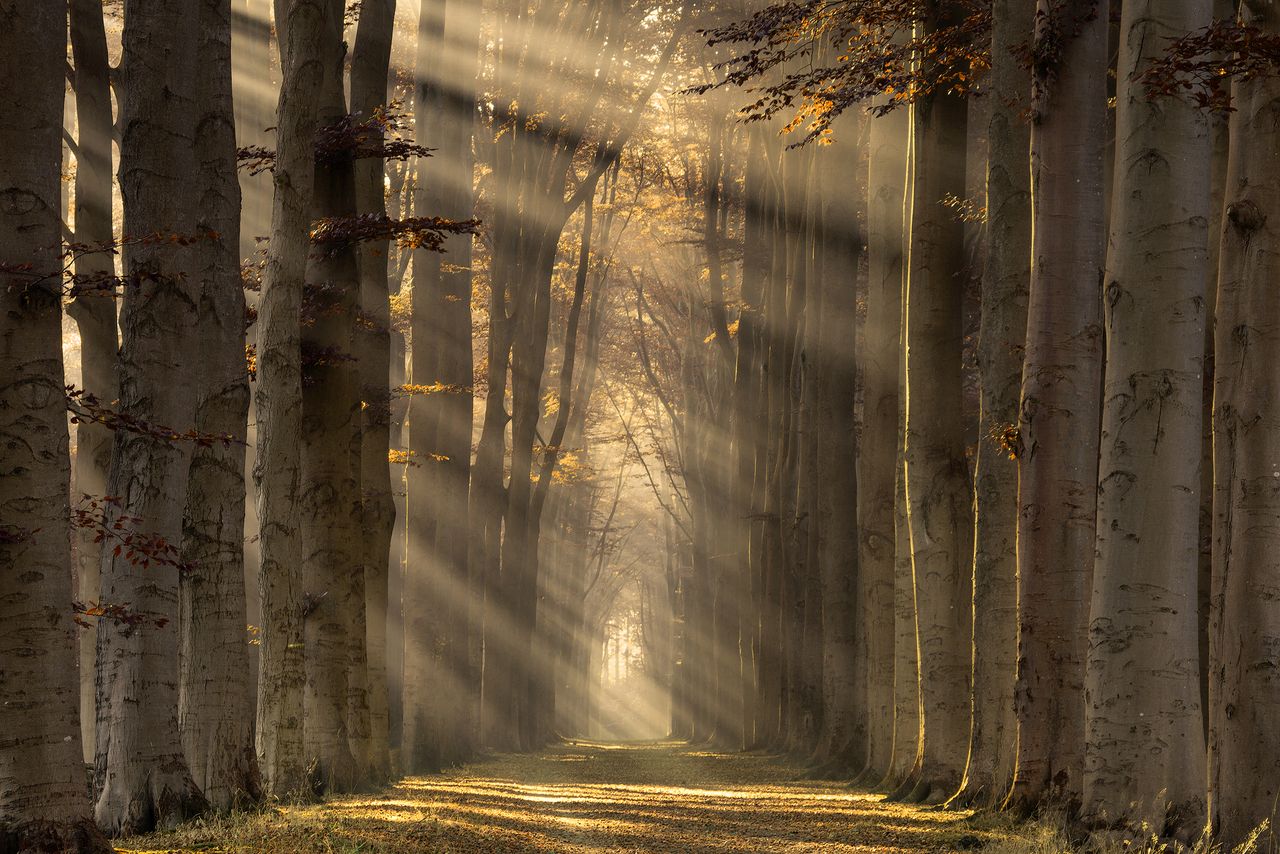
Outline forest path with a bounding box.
[119,740,1033,853]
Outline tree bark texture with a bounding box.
[253,0,330,799]
[93,0,211,833]
[178,0,261,813]
[861,100,908,783]
[350,0,398,786]
[961,0,1030,805]
[1085,0,1211,833]
[0,3,111,849]
[1209,4,1280,842]
[1010,0,1107,814]
[901,10,974,800]
[299,4,364,791]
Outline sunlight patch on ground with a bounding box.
[117,741,1036,853]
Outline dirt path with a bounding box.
[120,741,1033,853]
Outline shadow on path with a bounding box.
[118,740,1024,853]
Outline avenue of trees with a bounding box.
[4,0,1280,851]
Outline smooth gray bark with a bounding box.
[0,3,111,849]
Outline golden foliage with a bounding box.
[395,382,474,397]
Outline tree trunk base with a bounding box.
[306,750,359,797]
[804,739,864,781]
[887,774,954,805]
[0,818,113,854]
[850,764,883,789]
[95,764,208,837]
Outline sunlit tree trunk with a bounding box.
[0,5,111,849]
[233,0,275,260]
[1084,0,1210,834]
[901,3,974,802]
[960,0,1030,805]
[1209,5,1280,841]
[254,0,330,798]
[1008,0,1107,814]
[861,99,908,783]
[178,0,261,813]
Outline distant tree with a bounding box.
[67,0,118,763]
[403,0,479,773]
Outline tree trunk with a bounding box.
[350,0,397,787]
[178,0,261,813]
[1084,0,1210,834]
[299,6,364,791]
[0,4,111,849]
[901,5,974,801]
[960,0,1030,805]
[1209,6,1280,842]
[67,0,118,764]
[811,125,864,773]
[754,138,792,748]
[734,125,770,752]
[1008,0,1107,814]
[861,99,908,783]
[254,0,331,798]
[411,0,479,767]
[94,0,211,833]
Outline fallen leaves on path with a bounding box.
[118,740,1042,853]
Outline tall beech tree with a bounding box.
[811,119,864,774]
[1085,0,1211,834]
[1209,3,1280,844]
[0,3,111,850]
[961,0,1029,805]
[403,0,479,772]
[298,0,365,793]
[178,0,261,812]
[403,0,448,772]
[1010,0,1108,814]
[900,0,974,803]
[254,0,331,798]
[860,96,907,785]
[93,0,210,833]
[350,0,398,787]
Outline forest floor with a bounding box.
[117,740,1055,853]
